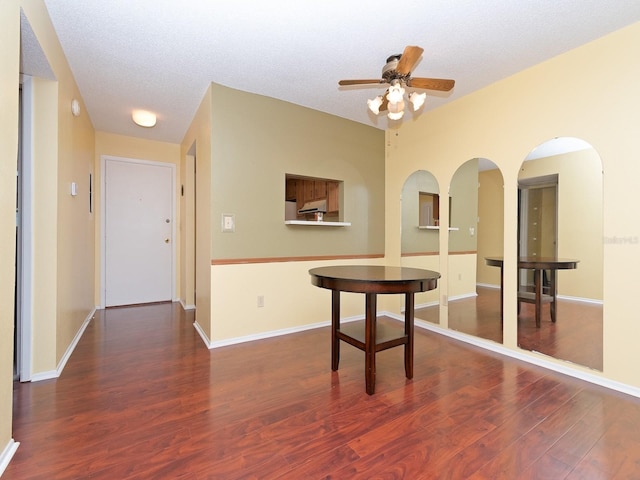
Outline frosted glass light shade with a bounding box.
[367,96,383,115]
[409,92,426,111]
[132,110,157,127]
[386,82,405,104]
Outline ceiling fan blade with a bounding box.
[395,46,424,75]
[338,79,385,86]
[407,77,455,91]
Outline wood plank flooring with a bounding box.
[5,301,637,479]
[416,287,603,371]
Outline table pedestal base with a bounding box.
[331,291,415,395]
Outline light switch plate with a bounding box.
[222,213,235,232]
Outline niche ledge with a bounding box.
[285,220,351,227]
[418,226,459,231]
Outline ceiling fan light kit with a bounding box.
[340,45,455,123]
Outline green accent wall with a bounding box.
[209,83,385,260]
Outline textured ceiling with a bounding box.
[31,1,640,143]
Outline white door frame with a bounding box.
[18,75,34,381]
[100,155,177,308]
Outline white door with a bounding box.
[104,157,174,307]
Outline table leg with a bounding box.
[404,293,414,379]
[331,290,340,371]
[534,268,542,327]
[550,269,557,323]
[364,293,377,395]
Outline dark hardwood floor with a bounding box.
[6,301,636,479]
[416,286,603,371]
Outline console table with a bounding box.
[309,265,440,394]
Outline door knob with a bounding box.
[165,238,170,244]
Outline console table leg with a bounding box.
[365,293,377,395]
[550,270,557,323]
[534,269,542,327]
[331,290,340,371]
[404,293,414,379]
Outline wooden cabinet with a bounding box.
[327,181,339,213]
[303,181,315,203]
[296,180,306,214]
[285,175,341,218]
[314,181,327,200]
[285,178,297,201]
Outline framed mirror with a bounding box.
[448,158,504,343]
[401,170,440,325]
[517,138,603,370]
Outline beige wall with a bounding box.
[476,168,505,286]
[384,22,640,388]
[94,132,182,305]
[449,159,479,254]
[1,0,97,460]
[30,76,58,374]
[21,0,96,377]
[181,82,385,343]
[0,0,20,458]
[401,170,440,254]
[181,86,213,338]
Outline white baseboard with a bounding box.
[415,300,439,310]
[30,307,96,382]
[556,294,603,305]
[0,439,20,477]
[448,292,478,302]
[384,312,640,400]
[477,283,603,305]
[179,299,196,310]
[193,320,211,347]
[195,315,363,350]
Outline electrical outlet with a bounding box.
[257,295,264,308]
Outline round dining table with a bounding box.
[309,265,440,394]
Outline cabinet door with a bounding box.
[285,179,297,201]
[327,181,339,213]
[303,180,315,203]
[314,181,327,199]
[296,180,306,216]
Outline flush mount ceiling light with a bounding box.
[132,109,157,128]
[71,99,81,117]
[339,45,455,123]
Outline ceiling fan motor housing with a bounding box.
[382,54,407,83]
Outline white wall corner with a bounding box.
[179,299,196,310]
[193,321,212,348]
[31,307,95,382]
[0,439,20,477]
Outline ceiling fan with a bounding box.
[338,45,455,120]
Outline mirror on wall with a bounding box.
[516,138,603,371]
[401,170,440,325]
[448,158,504,343]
